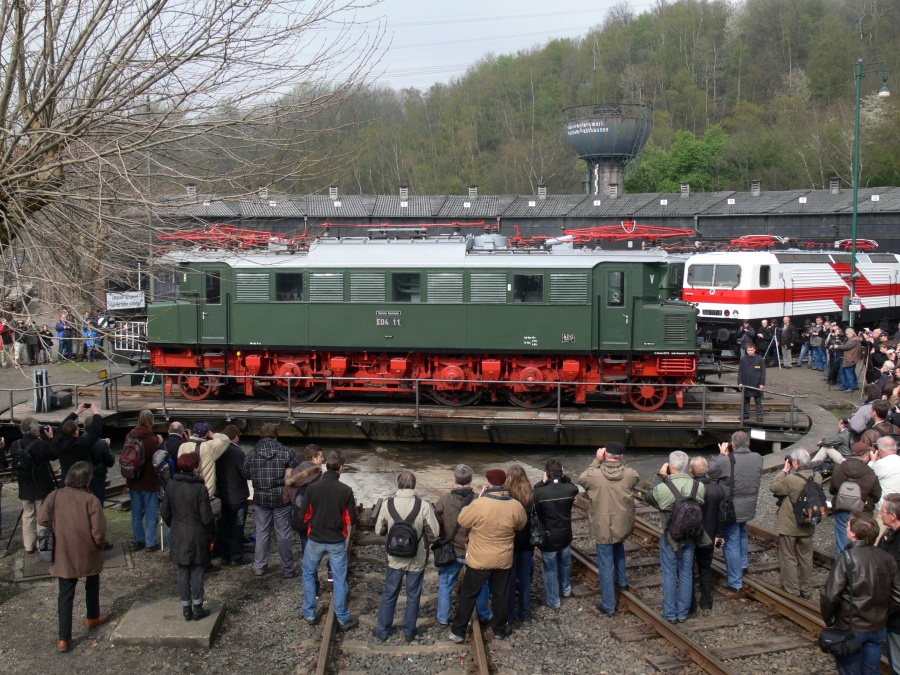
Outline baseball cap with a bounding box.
[193,422,212,437]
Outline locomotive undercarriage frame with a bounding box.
[150,347,696,412]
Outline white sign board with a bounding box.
[106,291,146,311]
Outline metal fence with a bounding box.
[112,321,147,354]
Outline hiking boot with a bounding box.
[337,616,359,632]
[192,605,211,621]
[448,630,465,644]
[183,606,193,621]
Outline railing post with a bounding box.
[701,383,707,428]
[9,390,14,424]
[287,377,293,418]
[161,374,167,416]
[414,379,420,425]
[557,382,562,427]
[790,395,796,430]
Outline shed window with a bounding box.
[393,273,421,302]
[204,272,221,305]
[276,273,303,301]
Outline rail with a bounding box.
[151,371,808,431]
[0,373,127,424]
[315,523,355,675]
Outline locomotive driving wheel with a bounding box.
[429,389,481,407]
[627,377,668,412]
[273,362,324,403]
[506,391,556,408]
[178,370,217,401]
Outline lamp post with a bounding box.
[849,58,889,327]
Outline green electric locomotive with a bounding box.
[148,228,699,411]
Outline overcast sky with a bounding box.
[357,0,657,91]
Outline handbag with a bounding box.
[37,490,59,563]
[529,498,549,548]
[432,493,474,567]
[720,454,737,526]
[818,550,863,657]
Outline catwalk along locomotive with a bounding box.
[147,226,700,412]
[683,245,900,345]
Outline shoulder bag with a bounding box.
[37,490,59,563]
[721,454,737,526]
[529,496,549,548]
[431,493,474,567]
[818,550,863,657]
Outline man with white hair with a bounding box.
[646,451,707,624]
[770,449,821,598]
[873,436,900,534]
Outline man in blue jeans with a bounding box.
[373,471,439,641]
[126,410,163,551]
[433,464,492,626]
[298,450,358,632]
[646,451,708,623]
[577,442,640,616]
[709,431,762,592]
[533,458,578,609]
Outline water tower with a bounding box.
[562,103,653,195]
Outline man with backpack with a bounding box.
[830,443,881,554]
[373,470,439,642]
[859,400,900,451]
[646,450,707,624]
[125,410,163,552]
[577,442,641,616]
[770,450,823,599]
[214,425,250,566]
[12,418,58,553]
[709,431,763,593]
[533,458,579,610]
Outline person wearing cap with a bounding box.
[736,320,755,358]
[177,422,231,498]
[690,457,725,615]
[770,449,821,599]
[830,442,881,554]
[448,467,527,644]
[577,442,640,616]
[127,410,163,552]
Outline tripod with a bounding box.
[764,331,783,369]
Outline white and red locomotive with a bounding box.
[682,247,900,341]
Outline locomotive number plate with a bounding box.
[562,334,575,344]
[376,310,402,327]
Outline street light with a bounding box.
[849,58,889,327]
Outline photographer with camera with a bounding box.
[54,402,103,484]
[770,450,821,599]
[11,418,58,553]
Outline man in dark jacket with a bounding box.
[836,327,863,391]
[778,316,796,368]
[710,430,762,592]
[433,464,491,626]
[690,457,725,614]
[12,418,58,553]
[54,402,103,483]
[298,450,358,632]
[756,319,774,364]
[812,417,852,465]
[127,410,162,552]
[160,421,189,489]
[878,494,900,670]
[737,320,755,357]
[831,442,882,554]
[821,512,900,674]
[243,423,299,577]
[860,400,900,450]
[533,458,578,610]
[215,424,250,566]
[738,342,766,422]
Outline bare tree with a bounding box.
[0,0,384,328]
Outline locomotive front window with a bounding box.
[687,264,713,286]
[514,274,543,303]
[607,271,624,306]
[276,273,303,301]
[393,273,421,302]
[204,272,221,305]
[713,265,741,287]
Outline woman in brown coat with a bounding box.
[38,461,110,653]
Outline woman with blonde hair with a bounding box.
[505,465,535,624]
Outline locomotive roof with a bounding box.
[161,236,683,269]
[685,250,900,264]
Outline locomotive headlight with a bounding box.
[732,310,739,317]
[724,310,730,317]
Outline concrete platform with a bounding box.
[111,598,226,648]
[15,541,131,581]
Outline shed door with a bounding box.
[599,267,631,349]
[199,267,227,344]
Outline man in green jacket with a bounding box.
[646,450,707,624]
[770,449,821,599]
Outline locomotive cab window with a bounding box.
[276,272,303,301]
[713,265,741,287]
[687,264,740,287]
[204,272,221,305]
[607,271,624,306]
[759,265,771,287]
[687,264,713,286]
[393,273,421,302]
[513,274,543,303]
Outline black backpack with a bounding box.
[10,439,35,482]
[385,498,422,558]
[665,480,704,540]
[793,475,827,526]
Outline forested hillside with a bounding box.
[320,0,899,196]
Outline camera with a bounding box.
[40,424,50,433]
